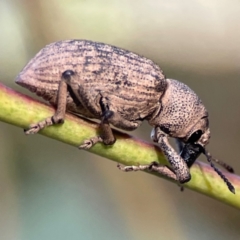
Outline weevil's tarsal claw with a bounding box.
[203,150,235,194]
[117,162,159,172]
[24,125,40,134]
[117,163,150,172]
[79,136,103,149]
[24,117,54,134]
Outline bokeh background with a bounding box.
[0,0,240,239]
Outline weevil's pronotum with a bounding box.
[15,40,235,193]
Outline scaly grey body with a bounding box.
[16,40,235,192]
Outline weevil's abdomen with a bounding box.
[16,40,166,118]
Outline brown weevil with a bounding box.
[15,40,235,193]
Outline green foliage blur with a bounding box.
[0,0,240,240]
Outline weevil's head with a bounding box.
[150,78,210,148]
[150,79,235,193]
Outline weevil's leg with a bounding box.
[79,92,141,149]
[78,95,116,149]
[152,127,191,184]
[99,93,142,131]
[78,135,104,149]
[78,116,114,149]
[175,139,188,191]
[175,139,186,191]
[117,162,178,181]
[25,70,70,134]
[97,93,141,144]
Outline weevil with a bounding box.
[15,40,235,193]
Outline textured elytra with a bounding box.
[16,39,235,192]
[17,40,166,120]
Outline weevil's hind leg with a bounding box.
[117,162,178,181]
[79,93,141,149]
[24,70,71,134]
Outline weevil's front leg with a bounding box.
[175,139,187,191]
[25,71,70,134]
[117,162,178,181]
[152,127,191,184]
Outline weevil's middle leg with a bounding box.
[25,70,70,134]
[79,93,141,149]
[79,96,116,149]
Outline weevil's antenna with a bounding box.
[211,158,234,173]
[203,150,235,194]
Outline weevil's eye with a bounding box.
[187,130,203,143]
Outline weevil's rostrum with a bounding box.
[16,39,235,193]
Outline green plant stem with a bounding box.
[0,83,239,208]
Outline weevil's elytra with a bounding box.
[17,40,166,120]
[16,39,235,193]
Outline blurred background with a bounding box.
[0,0,240,239]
